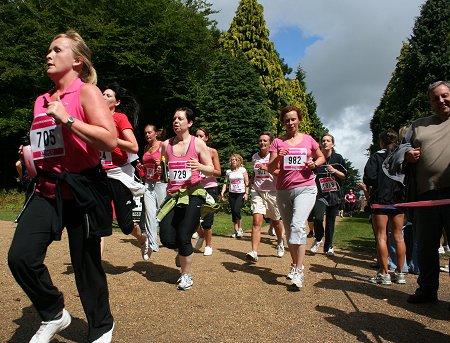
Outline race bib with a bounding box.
[30,113,65,160]
[100,151,113,166]
[319,176,339,192]
[283,148,307,170]
[146,163,156,178]
[254,162,270,179]
[168,161,192,186]
[229,179,245,193]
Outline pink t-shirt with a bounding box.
[165,135,201,193]
[251,152,276,192]
[100,112,133,169]
[31,78,100,198]
[269,134,319,190]
[142,142,162,182]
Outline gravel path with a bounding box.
[1,220,449,342]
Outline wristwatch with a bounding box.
[65,116,75,129]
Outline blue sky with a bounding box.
[208,0,426,176]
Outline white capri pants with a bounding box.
[276,186,317,245]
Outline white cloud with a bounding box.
[208,0,425,176]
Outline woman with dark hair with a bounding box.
[310,134,347,256]
[268,105,325,290]
[364,129,406,285]
[140,123,167,259]
[8,30,116,342]
[194,128,221,256]
[158,108,214,290]
[101,83,147,258]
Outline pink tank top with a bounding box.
[31,78,100,198]
[200,147,218,189]
[142,142,162,182]
[165,135,201,193]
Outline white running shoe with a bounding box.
[276,243,285,257]
[194,237,205,251]
[310,239,323,254]
[177,273,193,290]
[141,233,151,261]
[291,269,304,289]
[286,264,296,280]
[30,309,71,343]
[92,322,115,343]
[203,246,213,256]
[192,232,199,239]
[438,245,445,254]
[246,251,258,262]
[236,228,244,238]
[440,265,450,273]
[326,247,334,256]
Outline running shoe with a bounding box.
[194,237,205,252]
[141,233,151,261]
[440,265,449,273]
[30,309,71,343]
[310,239,323,254]
[291,269,304,289]
[444,245,450,253]
[177,273,193,290]
[369,272,392,285]
[391,272,406,284]
[286,264,296,280]
[438,245,445,254]
[92,322,115,343]
[192,232,199,239]
[246,251,258,262]
[203,246,213,256]
[276,243,285,258]
[326,247,334,256]
[236,228,244,238]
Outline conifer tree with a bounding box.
[195,51,273,164]
[220,0,288,121]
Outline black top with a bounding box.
[363,149,404,205]
[314,151,347,206]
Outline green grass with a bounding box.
[0,189,24,221]
[2,189,449,263]
[333,212,376,254]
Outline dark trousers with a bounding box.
[229,192,244,223]
[415,204,450,295]
[107,178,134,234]
[8,194,113,342]
[160,195,204,256]
[201,187,218,229]
[312,200,339,252]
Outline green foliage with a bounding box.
[340,158,361,194]
[0,0,218,188]
[371,0,450,146]
[220,0,288,118]
[195,51,273,164]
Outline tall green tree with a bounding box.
[370,0,450,146]
[195,51,273,165]
[220,0,288,123]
